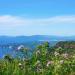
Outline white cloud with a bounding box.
[0,15,75,36]
[0,15,30,27]
[0,15,75,27]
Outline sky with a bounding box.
[0,0,75,36]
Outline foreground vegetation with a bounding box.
[0,41,75,75]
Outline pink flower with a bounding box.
[62,53,68,58]
[46,61,53,67]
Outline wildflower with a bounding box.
[54,51,59,56]
[72,55,75,58]
[62,53,68,58]
[59,60,64,64]
[56,47,62,51]
[18,63,24,69]
[35,60,42,72]
[37,67,42,72]
[36,50,40,56]
[58,47,62,50]
[19,63,22,66]
[35,60,41,65]
[46,60,54,67]
[36,50,40,54]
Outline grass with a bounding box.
[0,42,75,75]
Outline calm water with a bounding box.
[0,44,35,58]
[0,46,16,58]
[0,41,57,58]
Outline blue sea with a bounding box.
[0,41,57,58]
[0,45,16,58]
